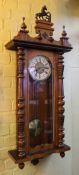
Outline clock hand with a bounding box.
[36,66,49,72]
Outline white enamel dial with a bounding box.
[28,56,51,81]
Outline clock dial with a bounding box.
[28,56,51,80]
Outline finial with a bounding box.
[60,25,70,46]
[62,25,67,38]
[20,17,29,33]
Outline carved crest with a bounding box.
[35,6,51,22]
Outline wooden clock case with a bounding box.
[5,6,72,169]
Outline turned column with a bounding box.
[57,25,70,157]
[17,47,26,159]
[57,53,65,149]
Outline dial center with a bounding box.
[35,62,44,74]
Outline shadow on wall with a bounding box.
[63,0,79,16]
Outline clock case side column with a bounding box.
[7,46,27,169]
[56,53,70,157]
[16,47,26,169]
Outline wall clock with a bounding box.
[5,6,72,169]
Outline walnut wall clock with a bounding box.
[5,6,72,169]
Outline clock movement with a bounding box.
[5,6,72,169]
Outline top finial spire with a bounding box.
[62,25,67,38]
[20,17,29,33]
[60,25,71,46]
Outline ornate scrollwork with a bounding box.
[35,6,51,22]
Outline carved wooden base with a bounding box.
[8,144,70,169]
